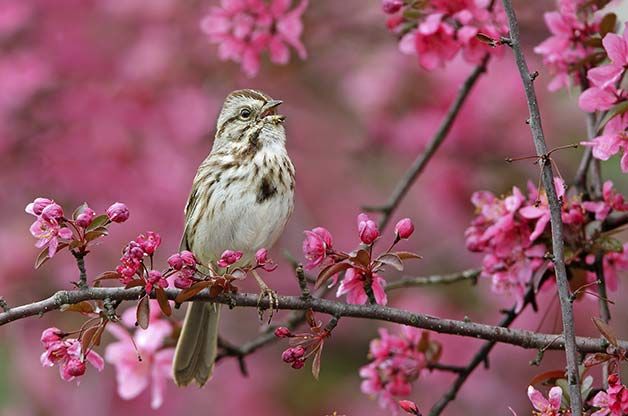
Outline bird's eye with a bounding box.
[239,108,252,119]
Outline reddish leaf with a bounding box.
[34,243,68,269]
[583,353,612,368]
[80,326,98,354]
[529,370,566,386]
[125,279,145,289]
[92,322,107,347]
[394,251,423,261]
[377,253,404,271]
[175,281,211,304]
[349,249,370,268]
[475,33,496,45]
[60,301,95,314]
[94,271,121,281]
[600,13,617,37]
[136,295,150,329]
[312,344,323,380]
[592,317,618,347]
[155,287,172,317]
[314,262,351,289]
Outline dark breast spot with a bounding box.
[257,175,278,203]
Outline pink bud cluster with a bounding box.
[466,179,628,311]
[273,311,331,378]
[167,250,198,289]
[40,327,104,382]
[200,0,308,78]
[303,214,418,306]
[360,327,439,413]
[534,0,604,92]
[25,198,129,259]
[116,231,163,284]
[383,0,508,70]
[579,24,628,173]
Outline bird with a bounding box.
[172,89,295,387]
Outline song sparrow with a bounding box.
[172,89,295,387]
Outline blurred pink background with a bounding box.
[1,1,628,415]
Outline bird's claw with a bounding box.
[257,287,278,324]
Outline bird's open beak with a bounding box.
[260,100,283,119]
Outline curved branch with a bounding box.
[365,55,490,231]
[386,269,480,291]
[0,287,624,354]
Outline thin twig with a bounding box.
[386,269,480,291]
[1,287,626,353]
[501,1,582,413]
[0,297,8,312]
[72,252,88,290]
[594,252,611,388]
[295,264,311,300]
[364,55,490,231]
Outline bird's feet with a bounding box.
[257,285,279,324]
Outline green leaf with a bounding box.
[86,214,109,231]
[593,236,624,253]
[85,227,109,242]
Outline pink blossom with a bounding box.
[581,113,628,173]
[535,1,601,91]
[217,249,243,267]
[382,0,403,14]
[200,0,308,78]
[336,267,387,305]
[590,374,628,416]
[167,250,197,270]
[105,320,174,409]
[360,327,433,413]
[394,218,414,239]
[29,217,73,257]
[145,270,168,294]
[106,202,130,223]
[302,227,333,269]
[40,327,63,346]
[527,385,563,416]
[255,248,278,271]
[586,243,628,292]
[136,231,161,255]
[173,268,195,289]
[41,203,63,221]
[40,335,104,383]
[583,181,628,220]
[274,326,291,338]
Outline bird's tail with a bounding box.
[172,302,221,387]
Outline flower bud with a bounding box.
[106,202,129,223]
[75,207,96,228]
[41,203,64,221]
[382,0,403,14]
[167,253,184,270]
[281,348,296,363]
[41,327,63,347]
[274,327,292,338]
[291,345,305,359]
[291,359,305,369]
[26,198,54,216]
[217,250,243,268]
[65,358,86,377]
[358,213,379,244]
[147,270,163,283]
[394,218,414,239]
[180,250,197,267]
[136,231,160,255]
[256,248,269,265]
[174,269,195,289]
[399,400,421,415]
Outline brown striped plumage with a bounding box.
[173,89,294,387]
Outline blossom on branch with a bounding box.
[200,0,308,77]
[40,327,104,383]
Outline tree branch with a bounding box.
[1,287,625,354]
[386,269,480,291]
[501,1,583,413]
[364,55,490,231]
